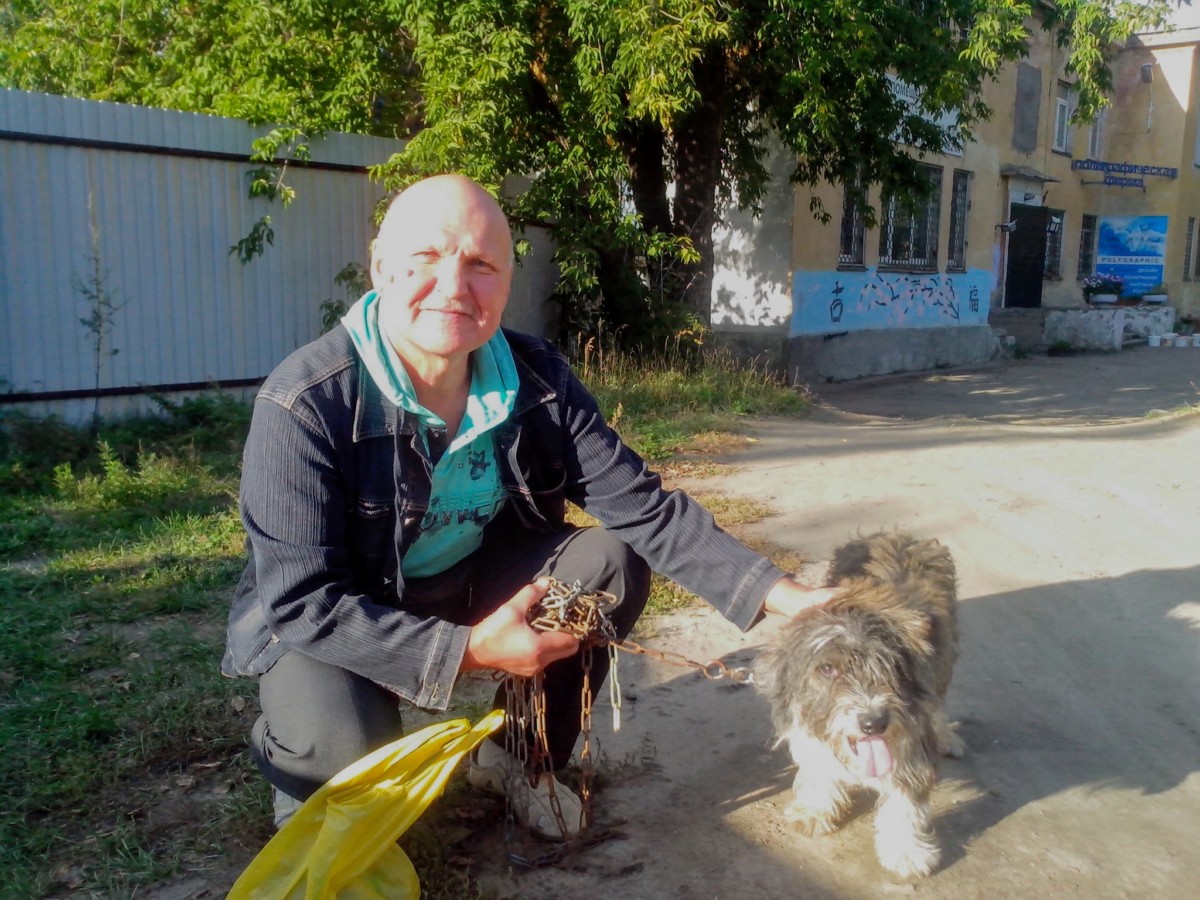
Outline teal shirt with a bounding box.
[341,291,518,577]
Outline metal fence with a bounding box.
[0,89,556,423]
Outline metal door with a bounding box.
[1003,203,1050,308]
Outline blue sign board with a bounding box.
[1096,216,1167,296]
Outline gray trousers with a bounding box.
[250,522,651,801]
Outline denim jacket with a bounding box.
[222,326,784,710]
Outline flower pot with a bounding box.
[1142,293,1168,304]
[1089,293,1118,304]
[1148,335,1162,347]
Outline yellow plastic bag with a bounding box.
[228,709,505,900]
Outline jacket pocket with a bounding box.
[348,497,394,592]
[529,468,566,524]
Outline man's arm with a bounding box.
[552,361,826,630]
[241,396,473,709]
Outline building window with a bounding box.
[878,165,943,270]
[946,170,971,271]
[1186,217,1197,281]
[1043,209,1065,279]
[1078,214,1098,278]
[1053,81,1074,153]
[838,179,865,266]
[1088,107,1107,159]
[1013,63,1042,153]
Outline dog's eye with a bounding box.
[816,663,839,678]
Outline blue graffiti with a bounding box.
[792,268,992,336]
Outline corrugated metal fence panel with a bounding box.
[0,90,394,421]
[0,87,397,165]
[1,89,559,423]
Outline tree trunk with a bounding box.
[671,46,726,325]
[622,120,672,235]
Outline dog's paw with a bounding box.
[933,714,966,759]
[939,729,966,759]
[875,832,940,879]
[783,802,843,836]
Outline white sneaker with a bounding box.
[272,787,303,830]
[467,739,585,840]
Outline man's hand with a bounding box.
[763,575,840,619]
[461,578,580,677]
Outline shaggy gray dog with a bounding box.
[761,532,963,878]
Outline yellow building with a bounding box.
[767,14,1200,380]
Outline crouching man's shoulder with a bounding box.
[257,327,359,411]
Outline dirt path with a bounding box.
[473,348,1200,899]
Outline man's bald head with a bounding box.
[372,174,513,287]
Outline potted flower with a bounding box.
[1082,272,1124,304]
[1141,283,1169,304]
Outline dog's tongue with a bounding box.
[855,737,894,778]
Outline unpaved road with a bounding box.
[473,347,1200,899]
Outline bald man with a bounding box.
[222,174,836,840]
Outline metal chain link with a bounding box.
[500,577,752,867]
[609,637,756,685]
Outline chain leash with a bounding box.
[530,577,756,685]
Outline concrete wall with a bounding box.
[786,326,1000,385]
[1045,306,1176,349]
[710,142,793,329]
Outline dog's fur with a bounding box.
[761,532,963,878]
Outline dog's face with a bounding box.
[764,599,937,780]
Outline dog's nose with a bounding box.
[858,711,889,735]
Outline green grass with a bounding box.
[578,338,809,460]
[0,353,809,897]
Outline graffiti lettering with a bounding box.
[793,267,992,335]
[833,273,960,324]
[829,281,846,322]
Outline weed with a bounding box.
[74,192,128,429]
[577,338,808,460]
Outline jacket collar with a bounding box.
[351,330,559,440]
[352,364,404,442]
[509,349,557,417]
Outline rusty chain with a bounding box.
[528,577,754,684]
[499,577,752,868]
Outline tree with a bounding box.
[1,1,1178,342]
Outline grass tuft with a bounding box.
[576,338,808,460]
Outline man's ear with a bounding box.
[370,254,387,290]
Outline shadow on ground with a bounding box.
[810,347,1200,425]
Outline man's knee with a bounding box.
[552,525,644,579]
[252,705,401,800]
[252,652,403,798]
[546,528,651,627]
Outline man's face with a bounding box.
[373,177,512,373]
